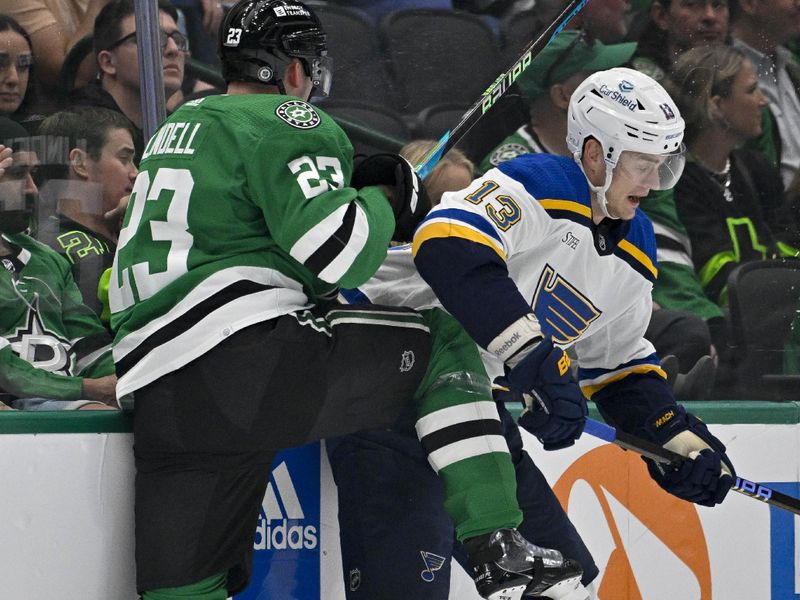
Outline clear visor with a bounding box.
[613,145,687,191]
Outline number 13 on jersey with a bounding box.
[110,168,195,312]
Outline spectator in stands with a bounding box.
[479,30,637,172]
[0,0,108,98]
[631,0,729,82]
[0,0,110,98]
[731,0,800,187]
[667,44,799,308]
[34,107,137,321]
[0,117,116,410]
[568,0,633,43]
[69,0,187,160]
[399,140,473,205]
[0,16,38,128]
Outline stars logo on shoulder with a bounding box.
[276,100,321,129]
[490,143,528,166]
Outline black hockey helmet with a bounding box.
[219,0,332,97]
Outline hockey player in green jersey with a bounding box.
[0,117,117,410]
[108,2,584,599]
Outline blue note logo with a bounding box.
[532,264,602,344]
[420,551,446,582]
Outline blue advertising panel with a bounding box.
[237,442,321,600]
[769,482,800,599]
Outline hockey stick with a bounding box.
[583,417,800,516]
[414,0,589,179]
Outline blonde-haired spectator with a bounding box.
[400,140,474,206]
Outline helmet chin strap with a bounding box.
[573,153,619,220]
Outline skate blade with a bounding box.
[487,583,528,600]
[531,575,587,600]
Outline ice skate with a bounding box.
[464,528,587,600]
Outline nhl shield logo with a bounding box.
[400,350,415,373]
[276,100,321,129]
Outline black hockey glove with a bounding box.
[497,338,587,451]
[642,404,735,507]
[351,153,431,242]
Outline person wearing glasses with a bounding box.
[479,30,637,174]
[68,0,188,161]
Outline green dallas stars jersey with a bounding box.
[0,233,114,402]
[109,94,396,398]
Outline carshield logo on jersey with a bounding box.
[276,100,321,129]
[553,445,713,598]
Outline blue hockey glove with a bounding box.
[642,404,735,507]
[502,338,587,451]
[351,153,431,242]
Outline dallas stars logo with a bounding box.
[276,100,321,129]
[7,296,73,375]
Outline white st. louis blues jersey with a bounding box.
[351,153,666,399]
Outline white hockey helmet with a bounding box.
[566,67,685,218]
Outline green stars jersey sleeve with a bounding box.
[0,234,114,401]
[0,339,82,401]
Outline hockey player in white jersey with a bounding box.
[357,67,735,595]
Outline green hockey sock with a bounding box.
[141,573,228,600]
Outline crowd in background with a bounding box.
[1,0,800,410]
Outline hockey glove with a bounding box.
[642,404,735,507]
[501,338,587,451]
[351,153,431,242]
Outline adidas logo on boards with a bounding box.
[254,461,318,550]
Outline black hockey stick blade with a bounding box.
[583,417,800,516]
[415,0,588,179]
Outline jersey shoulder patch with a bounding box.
[489,142,530,166]
[275,100,321,129]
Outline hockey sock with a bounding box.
[141,573,228,600]
[416,308,522,541]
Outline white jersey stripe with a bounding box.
[426,435,510,472]
[113,265,307,360]
[327,316,430,332]
[656,247,694,267]
[116,288,307,397]
[289,203,350,264]
[416,401,501,439]
[317,204,370,283]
